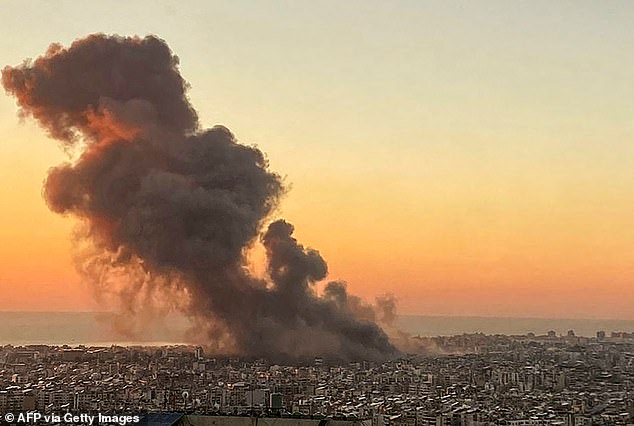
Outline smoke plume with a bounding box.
[2,34,398,361]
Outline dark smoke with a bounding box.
[2,34,398,361]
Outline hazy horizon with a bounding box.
[0,309,633,323]
[0,311,633,348]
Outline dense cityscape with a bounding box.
[1,331,633,425]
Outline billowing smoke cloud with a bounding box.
[2,34,398,361]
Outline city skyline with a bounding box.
[2,331,634,424]
[2,1,634,320]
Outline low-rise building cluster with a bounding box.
[0,331,633,425]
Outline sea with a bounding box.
[1,311,633,346]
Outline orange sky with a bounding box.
[1,1,634,319]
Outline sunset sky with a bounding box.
[1,1,634,319]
